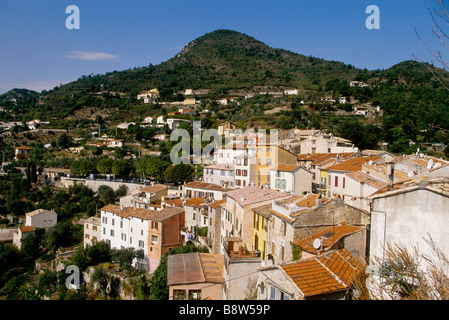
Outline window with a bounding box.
[266,158,271,166]
[343,177,346,188]
[120,221,123,228]
[152,221,158,230]
[110,230,114,237]
[151,235,158,244]
[138,240,144,248]
[121,233,126,241]
[103,227,106,234]
[112,219,115,226]
[335,176,338,187]
[173,290,186,300]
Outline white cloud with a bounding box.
[64,51,118,61]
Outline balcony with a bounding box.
[223,237,261,260]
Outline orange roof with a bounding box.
[184,181,232,191]
[163,198,184,207]
[19,226,36,233]
[184,197,206,208]
[16,146,33,150]
[326,156,381,172]
[140,184,167,193]
[207,199,226,209]
[275,164,301,172]
[293,223,363,254]
[281,249,362,298]
[100,204,122,213]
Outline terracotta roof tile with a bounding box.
[100,204,122,213]
[184,181,232,191]
[281,249,362,298]
[184,197,206,207]
[207,199,226,208]
[139,184,167,193]
[19,226,36,233]
[326,156,381,172]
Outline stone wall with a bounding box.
[293,199,370,242]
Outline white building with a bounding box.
[270,164,313,195]
[182,181,231,201]
[203,163,235,187]
[368,177,449,273]
[234,154,257,188]
[25,209,57,230]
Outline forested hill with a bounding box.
[51,29,364,97]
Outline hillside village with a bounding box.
[2,88,449,300]
[2,28,449,301]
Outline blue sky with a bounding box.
[0,0,445,94]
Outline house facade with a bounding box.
[270,164,313,195]
[83,216,101,248]
[100,205,185,272]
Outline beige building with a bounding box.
[83,216,101,248]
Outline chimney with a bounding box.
[315,197,322,208]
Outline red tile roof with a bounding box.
[326,156,381,172]
[184,197,206,208]
[281,249,362,298]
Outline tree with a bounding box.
[91,266,110,298]
[42,221,77,252]
[163,163,194,183]
[57,133,72,149]
[111,159,132,177]
[96,158,114,175]
[86,241,112,265]
[135,155,169,181]
[97,185,115,205]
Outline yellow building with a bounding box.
[251,204,271,260]
[256,144,297,186]
[318,169,329,196]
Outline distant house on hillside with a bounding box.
[15,146,33,160]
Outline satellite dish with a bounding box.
[313,238,322,250]
[427,159,434,170]
[407,171,414,178]
[368,160,373,165]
